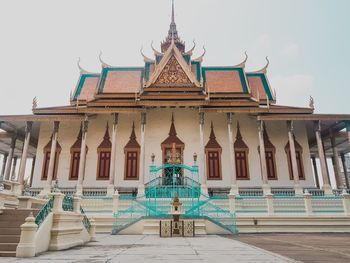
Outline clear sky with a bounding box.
[0,0,349,114]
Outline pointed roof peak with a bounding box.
[161,0,185,53]
[171,0,175,24]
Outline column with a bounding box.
[138,112,146,197]
[0,153,8,180]
[314,121,332,194]
[41,121,59,195]
[10,157,18,180]
[287,121,302,194]
[29,156,36,187]
[227,113,238,194]
[341,153,349,189]
[108,113,118,196]
[311,156,320,188]
[76,119,88,196]
[257,120,270,194]
[330,133,342,188]
[199,112,208,195]
[4,136,16,180]
[18,122,33,190]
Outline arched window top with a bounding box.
[205,122,222,151]
[263,124,275,150]
[97,122,112,151]
[234,122,248,151]
[161,113,184,147]
[70,126,88,152]
[124,123,140,150]
[43,135,62,152]
[284,136,303,153]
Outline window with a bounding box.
[285,139,305,180]
[41,138,61,180]
[265,150,277,180]
[234,122,249,180]
[207,150,221,180]
[69,127,88,180]
[69,151,80,180]
[97,123,112,180]
[124,123,140,180]
[235,151,249,180]
[205,122,222,180]
[258,124,277,180]
[125,151,139,180]
[97,151,111,180]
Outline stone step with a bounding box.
[0,235,20,243]
[0,251,16,257]
[0,228,21,235]
[1,209,38,215]
[0,243,18,252]
[0,221,25,228]
[0,214,29,221]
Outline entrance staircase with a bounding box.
[0,209,39,257]
[112,194,237,235]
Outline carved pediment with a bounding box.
[154,55,192,86]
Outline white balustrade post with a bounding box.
[77,119,88,196]
[16,212,38,258]
[265,194,274,216]
[303,191,313,216]
[228,193,236,214]
[89,218,97,242]
[51,193,64,213]
[108,113,118,196]
[342,191,350,216]
[112,192,120,214]
[73,196,82,213]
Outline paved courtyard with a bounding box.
[2,234,296,263]
[228,233,350,263]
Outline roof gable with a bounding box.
[145,41,200,88]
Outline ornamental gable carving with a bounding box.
[154,55,192,86]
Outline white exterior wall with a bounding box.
[31,109,315,189]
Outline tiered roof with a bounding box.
[33,1,313,115]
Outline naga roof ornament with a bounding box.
[99,51,114,68]
[251,56,270,74]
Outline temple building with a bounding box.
[1,1,350,200]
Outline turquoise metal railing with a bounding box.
[185,198,238,234]
[62,195,74,211]
[112,198,147,234]
[35,196,54,226]
[80,206,91,231]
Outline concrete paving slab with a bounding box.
[1,234,297,263]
